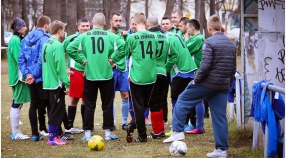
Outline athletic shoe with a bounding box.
[147,132,165,139]
[145,118,151,126]
[126,127,134,143]
[163,131,185,143]
[65,128,84,134]
[105,133,118,140]
[60,133,75,140]
[40,130,49,136]
[122,124,128,130]
[11,132,30,140]
[47,136,67,146]
[164,121,168,125]
[184,124,194,132]
[134,136,147,142]
[185,128,205,134]
[32,135,44,141]
[165,130,173,137]
[206,149,227,157]
[81,135,91,141]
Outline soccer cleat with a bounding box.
[134,136,147,142]
[105,133,118,140]
[65,128,84,134]
[165,130,173,137]
[206,149,227,158]
[145,118,152,126]
[163,131,185,143]
[185,128,205,134]
[40,130,49,136]
[32,135,44,141]
[11,132,30,140]
[47,136,67,146]
[126,127,134,143]
[122,124,128,130]
[81,135,91,141]
[147,132,165,139]
[60,133,75,140]
[184,124,194,132]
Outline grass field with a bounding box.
[1,59,263,158]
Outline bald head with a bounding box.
[147,16,158,28]
[92,13,105,26]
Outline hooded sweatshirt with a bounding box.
[18,28,51,84]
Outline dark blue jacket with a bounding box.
[18,29,51,83]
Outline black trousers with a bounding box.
[48,87,65,125]
[162,73,171,122]
[28,82,50,135]
[83,78,114,130]
[130,82,154,138]
[149,75,168,112]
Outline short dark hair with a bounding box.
[179,17,189,25]
[37,15,51,27]
[172,10,183,17]
[77,17,89,25]
[161,16,172,23]
[188,19,201,30]
[50,20,65,35]
[110,13,121,19]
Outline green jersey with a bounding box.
[67,28,125,81]
[112,30,158,84]
[63,33,85,71]
[8,35,25,86]
[165,32,197,77]
[171,28,183,37]
[186,34,204,73]
[42,37,70,89]
[152,30,177,75]
[108,29,127,72]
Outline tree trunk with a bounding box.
[103,0,109,30]
[1,0,7,59]
[66,0,77,35]
[104,0,121,30]
[22,0,29,34]
[12,0,22,19]
[178,0,183,11]
[43,0,62,21]
[145,0,148,18]
[201,0,210,38]
[164,0,176,17]
[125,0,131,30]
[195,0,201,19]
[210,0,215,15]
[61,1,67,23]
[77,0,86,19]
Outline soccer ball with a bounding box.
[169,141,187,156]
[88,135,105,151]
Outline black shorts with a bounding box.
[171,77,193,99]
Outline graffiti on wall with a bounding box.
[258,0,285,10]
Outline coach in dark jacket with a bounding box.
[163,15,236,158]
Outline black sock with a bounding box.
[81,105,85,125]
[68,106,77,128]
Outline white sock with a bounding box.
[105,129,111,136]
[10,107,20,134]
[85,130,91,137]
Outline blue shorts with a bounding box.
[113,68,130,92]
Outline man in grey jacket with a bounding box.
[163,14,236,158]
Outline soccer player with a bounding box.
[110,12,158,143]
[164,31,198,137]
[146,16,178,139]
[62,17,91,134]
[67,13,124,141]
[19,15,51,141]
[108,13,130,130]
[8,17,30,140]
[163,15,236,158]
[184,19,206,134]
[42,20,69,146]
[161,16,174,33]
[171,10,183,35]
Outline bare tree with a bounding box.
[66,0,77,35]
[103,0,121,29]
[210,0,215,15]
[145,0,149,18]
[22,0,29,34]
[77,0,86,19]
[43,0,63,21]
[12,0,22,19]
[125,0,131,30]
[164,0,176,16]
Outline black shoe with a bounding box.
[122,124,128,130]
[147,132,165,139]
[60,133,75,141]
[126,126,134,143]
[204,112,209,118]
[134,136,147,142]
